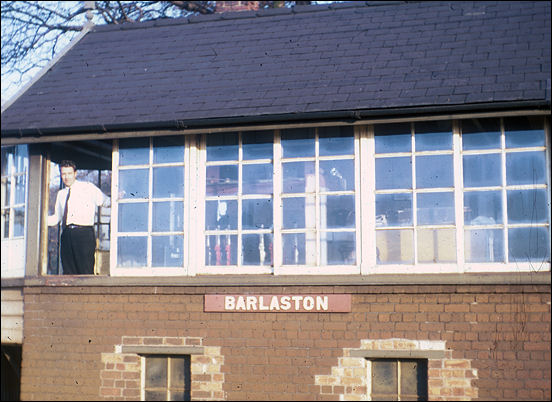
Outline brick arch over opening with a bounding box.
[100,336,224,400]
[315,338,478,401]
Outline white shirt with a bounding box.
[48,180,109,227]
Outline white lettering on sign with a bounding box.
[222,295,329,312]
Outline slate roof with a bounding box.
[1,1,550,138]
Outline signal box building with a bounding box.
[1,1,550,400]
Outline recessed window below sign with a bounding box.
[370,359,428,401]
[143,355,190,401]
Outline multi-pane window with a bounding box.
[143,355,190,401]
[1,145,28,239]
[370,359,428,401]
[115,137,187,269]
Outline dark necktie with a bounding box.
[62,187,71,228]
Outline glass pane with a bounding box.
[205,200,237,230]
[375,123,411,153]
[153,201,183,232]
[117,236,147,267]
[242,233,273,265]
[206,165,238,196]
[170,391,186,401]
[207,132,238,161]
[152,235,183,267]
[414,121,452,151]
[283,196,316,229]
[146,357,167,387]
[14,175,26,204]
[281,128,315,158]
[320,159,354,192]
[417,228,456,263]
[282,161,315,193]
[170,356,188,387]
[15,145,28,172]
[2,210,9,239]
[416,155,453,188]
[507,189,549,224]
[153,136,185,163]
[508,227,550,262]
[13,207,24,237]
[242,199,272,230]
[372,360,398,395]
[461,118,501,150]
[504,116,545,148]
[400,360,427,400]
[242,131,273,160]
[118,203,148,232]
[465,229,504,262]
[463,154,501,187]
[1,147,12,176]
[145,390,166,401]
[242,163,273,195]
[323,195,355,229]
[206,234,237,266]
[3,178,10,207]
[506,151,546,185]
[153,166,184,198]
[119,137,149,165]
[376,230,414,264]
[376,193,412,227]
[417,192,454,225]
[319,126,354,156]
[321,231,355,265]
[464,191,503,225]
[282,233,316,265]
[119,169,149,199]
[375,157,412,190]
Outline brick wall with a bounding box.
[20,283,551,400]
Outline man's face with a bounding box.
[60,166,76,187]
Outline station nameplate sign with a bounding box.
[204,294,351,313]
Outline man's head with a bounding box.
[59,160,77,187]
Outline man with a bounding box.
[48,160,109,275]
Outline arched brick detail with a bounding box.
[315,338,478,401]
[100,336,225,400]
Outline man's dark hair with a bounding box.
[59,160,77,171]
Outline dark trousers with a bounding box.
[61,226,95,275]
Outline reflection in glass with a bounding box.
[153,201,183,232]
[283,161,315,193]
[117,236,147,267]
[464,191,502,224]
[242,233,273,265]
[170,356,189,387]
[207,132,238,161]
[506,151,546,185]
[416,155,453,188]
[144,391,165,401]
[372,360,397,395]
[205,234,237,266]
[376,194,412,226]
[119,169,149,199]
[465,229,504,262]
[508,227,550,262]
[401,360,424,397]
[242,164,272,194]
[14,207,24,237]
[281,128,315,158]
[282,233,317,265]
[321,231,355,265]
[3,178,10,207]
[507,189,548,224]
[504,116,545,148]
[320,160,354,191]
[375,157,412,190]
[324,195,355,228]
[15,175,26,204]
[376,230,414,264]
[463,154,501,187]
[206,165,238,196]
[461,118,501,150]
[374,123,411,153]
[242,199,272,230]
[242,131,273,160]
[414,120,452,151]
[118,203,148,232]
[145,357,167,387]
[119,137,149,165]
[153,136,184,163]
[319,126,354,156]
[283,197,315,229]
[417,192,454,225]
[417,228,456,263]
[152,235,183,267]
[153,166,184,198]
[2,210,9,239]
[205,200,237,230]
